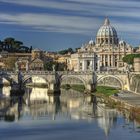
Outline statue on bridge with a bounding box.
[18,71,23,89]
[53,64,55,72]
[26,60,29,71]
[125,64,133,73]
[15,61,19,72]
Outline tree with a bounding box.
[67,48,74,53]
[123,54,140,65]
[44,61,54,71]
[30,46,33,53]
[58,48,74,55]
[13,40,23,52]
[44,61,66,71]
[0,37,30,53]
[3,37,15,51]
[18,46,30,53]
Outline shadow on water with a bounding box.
[0,87,26,122]
[9,88,26,121]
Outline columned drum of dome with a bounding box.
[96,18,119,46]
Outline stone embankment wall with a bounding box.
[130,75,140,94]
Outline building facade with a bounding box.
[68,18,134,71]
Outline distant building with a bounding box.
[29,48,44,70]
[68,18,134,71]
[133,58,140,72]
[31,48,43,60]
[16,58,29,71]
[29,58,44,70]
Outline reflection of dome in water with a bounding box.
[96,18,118,45]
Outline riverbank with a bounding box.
[109,91,140,122]
[90,86,140,123]
[61,84,119,94]
[95,86,119,96]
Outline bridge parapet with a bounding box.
[2,70,140,75]
[1,70,139,93]
[3,70,95,75]
[96,71,128,75]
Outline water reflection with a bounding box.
[1,86,11,97]
[0,87,140,137]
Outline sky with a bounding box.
[0,0,140,51]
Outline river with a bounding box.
[0,87,140,140]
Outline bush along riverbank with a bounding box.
[95,86,119,96]
[61,84,85,92]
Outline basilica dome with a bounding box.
[96,18,119,46]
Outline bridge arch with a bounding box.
[23,75,49,85]
[0,77,10,84]
[60,75,86,87]
[97,75,123,89]
[23,76,32,84]
[0,75,17,85]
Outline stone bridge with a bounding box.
[0,71,96,93]
[96,71,129,90]
[0,71,139,93]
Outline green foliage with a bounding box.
[123,54,140,65]
[71,84,85,92]
[58,48,74,55]
[61,84,85,92]
[95,86,119,96]
[0,37,31,53]
[61,84,71,90]
[44,61,54,71]
[44,61,66,71]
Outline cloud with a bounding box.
[0,12,140,36]
[1,0,140,10]
[0,13,102,34]
[1,0,140,20]
[0,0,86,12]
[0,0,140,42]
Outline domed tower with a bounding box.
[96,18,119,46]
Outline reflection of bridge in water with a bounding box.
[0,87,117,136]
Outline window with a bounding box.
[115,62,117,67]
[110,38,112,44]
[105,38,108,44]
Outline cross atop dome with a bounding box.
[104,17,110,26]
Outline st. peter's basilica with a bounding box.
[68,18,137,71]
